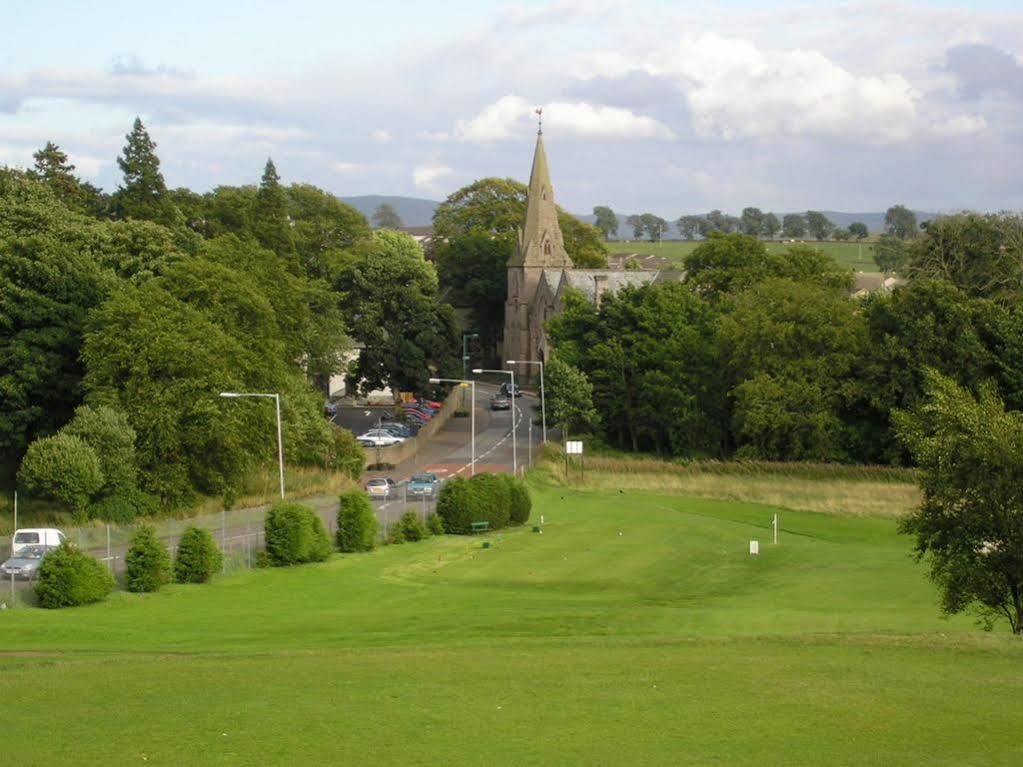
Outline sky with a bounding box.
[2,0,1022,216]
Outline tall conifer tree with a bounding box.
[254,157,295,263]
[113,117,176,224]
[32,141,81,205]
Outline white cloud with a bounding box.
[67,152,103,178]
[454,95,675,141]
[332,161,359,174]
[932,114,988,136]
[371,129,391,143]
[412,161,453,192]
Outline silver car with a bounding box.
[1,545,55,581]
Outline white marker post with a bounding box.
[773,514,778,545]
[749,540,760,556]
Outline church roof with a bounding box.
[508,131,573,269]
[557,269,659,303]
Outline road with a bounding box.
[1,384,542,599]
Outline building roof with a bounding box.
[557,269,659,303]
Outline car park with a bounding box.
[365,477,396,499]
[11,528,65,555]
[357,429,404,447]
[407,473,440,497]
[1,545,55,580]
[490,394,511,411]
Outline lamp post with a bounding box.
[506,359,546,443]
[430,377,477,476]
[220,392,285,499]
[473,368,516,476]
[461,333,479,381]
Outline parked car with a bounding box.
[365,477,396,499]
[407,473,440,497]
[357,429,404,447]
[1,545,55,580]
[403,409,430,424]
[11,528,65,555]
[404,403,434,417]
[490,394,511,411]
[500,382,524,398]
[323,401,338,418]
[380,422,412,438]
[422,399,443,410]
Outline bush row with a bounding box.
[435,473,531,534]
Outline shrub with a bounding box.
[124,525,171,593]
[18,433,104,517]
[34,543,115,608]
[337,490,378,552]
[62,404,138,495]
[174,526,222,583]
[264,501,332,566]
[436,476,478,535]
[505,475,532,526]
[89,488,161,524]
[396,510,427,543]
[468,472,511,530]
[426,512,445,536]
[326,427,366,480]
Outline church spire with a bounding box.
[509,127,572,268]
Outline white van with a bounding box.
[12,528,66,555]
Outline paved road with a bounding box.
[1,383,543,600]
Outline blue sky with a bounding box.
[3,0,1022,215]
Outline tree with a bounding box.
[337,490,378,552]
[558,214,608,267]
[885,204,918,240]
[762,212,781,239]
[848,221,869,240]
[805,211,833,240]
[62,405,138,496]
[34,543,114,608]
[781,213,806,239]
[544,356,600,439]
[253,158,294,261]
[113,117,177,225]
[833,227,852,241]
[705,210,736,234]
[435,231,514,360]
[371,203,403,229]
[592,206,618,240]
[676,215,704,240]
[639,213,670,242]
[264,501,331,565]
[740,207,765,236]
[125,525,171,593]
[32,141,81,207]
[18,433,104,517]
[896,371,1023,633]
[173,526,222,583]
[905,213,1023,304]
[626,214,643,239]
[873,234,909,274]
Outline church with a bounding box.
[502,128,670,370]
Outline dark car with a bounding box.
[323,401,338,418]
[500,382,524,398]
[381,422,412,438]
[490,395,511,411]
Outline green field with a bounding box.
[3,483,1021,765]
[611,239,879,273]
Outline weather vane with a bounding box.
[535,106,543,134]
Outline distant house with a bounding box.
[399,226,443,261]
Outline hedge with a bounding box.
[394,510,427,543]
[174,526,222,583]
[265,501,332,566]
[435,473,532,535]
[337,490,378,552]
[34,543,115,608]
[125,525,171,593]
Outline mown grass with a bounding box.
[611,239,879,273]
[2,482,1020,765]
[536,450,920,518]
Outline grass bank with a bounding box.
[611,239,879,273]
[535,450,920,517]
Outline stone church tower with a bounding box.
[502,129,573,366]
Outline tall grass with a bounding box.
[534,446,920,518]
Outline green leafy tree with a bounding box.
[393,510,427,543]
[125,525,171,593]
[173,526,222,583]
[559,214,608,267]
[639,213,669,242]
[326,428,365,480]
[592,206,618,240]
[253,158,295,261]
[848,221,869,240]
[905,213,1023,304]
[544,356,600,439]
[896,372,1023,633]
[885,204,918,240]
[805,211,833,240]
[625,214,643,239]
[337,490,379,552]
[264,501,332,565]
[113,117,178,225]
[62,405,138,496]
[872,233,909,274]
[833,227,852,241]
[35,543,114,608]
[761,212,781,239]
[740,207,765,236]
[18,433,104,518]
[287,183,373,279]
[676,215,704,240]
[781,213,806,238]
[371,202,403,229]
[32,141,82,207]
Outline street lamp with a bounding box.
[220,392,285,499]
[473,368,517,476]
[506,359,546,443]
[461,333,479,381]
[430,377,476,475]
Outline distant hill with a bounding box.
[339,195,439,228]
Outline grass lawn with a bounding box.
[2,484,1021,765]
[611,239,879,273]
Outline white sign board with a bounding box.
[566,441,584,455]
[749,540,760,556]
